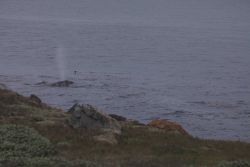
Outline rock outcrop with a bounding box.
[68,104,121,135]
[148,119,189,135]
[30,94,42,105]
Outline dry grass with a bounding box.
[0,88,250,167]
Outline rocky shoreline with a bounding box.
[0,85,250,167]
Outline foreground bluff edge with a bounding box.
[67,103,189,144]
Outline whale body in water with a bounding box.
[35,80,74,87]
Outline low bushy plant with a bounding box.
[0,157,100,167]
[0,124,54,159]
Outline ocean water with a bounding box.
[0,0,250,141]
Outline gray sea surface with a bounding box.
[0,0,250,141]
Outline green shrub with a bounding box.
[0,157,100,167]
[216,160,250,167]
[0,124,101,167]
[0,124,54,159]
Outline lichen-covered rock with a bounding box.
[68,104,121,135]
[148,119,189,135]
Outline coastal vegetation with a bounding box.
[0,87,249,167]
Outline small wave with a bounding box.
[38,75,56,79]
[72,84,93,89]
[188,101,239,109]
[118,92,146,99]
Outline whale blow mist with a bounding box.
[55,46,67,81]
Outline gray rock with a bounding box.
[68,104,121,135]
[30,94,42,104]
